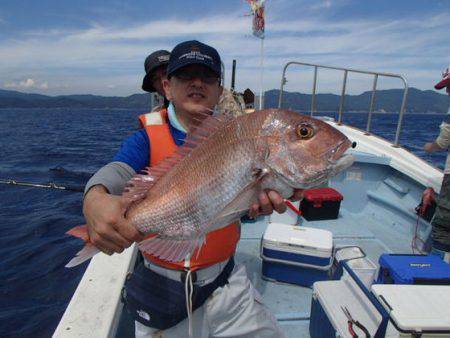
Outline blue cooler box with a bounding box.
[376,254,450,285]
[261,223,333,287]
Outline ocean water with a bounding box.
[0,109,447,337]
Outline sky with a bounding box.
[0,0,449,97]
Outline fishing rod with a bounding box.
[0,179,84,193]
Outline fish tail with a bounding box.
[138,237,201,262]
[65,243,100,268]
[65,224,100,267]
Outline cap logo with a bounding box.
[179,51,213,63]
[158,55,170,62]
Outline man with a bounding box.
[83,40,301,337]
[142,49,171,111]
[424,65,450,263]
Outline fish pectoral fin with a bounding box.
[138,236,201,262]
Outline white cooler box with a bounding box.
[260,223,333,287]
[372,284,450,337]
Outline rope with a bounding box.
[411,214,426,254]
[183,254,194,338]
[184,269,194,338]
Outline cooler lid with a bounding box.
[314,280,382,338]
[303,187,343,203]
[263,223,333,254]
[379,254,450,284]
[372,284,450,332]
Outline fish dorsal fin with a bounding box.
[121,112,235,209]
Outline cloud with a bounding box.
[310,1,332,10]
[0,7,449,95]
[68,15,248,41]
[4,78,49,90]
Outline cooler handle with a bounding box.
[412,277,450,285]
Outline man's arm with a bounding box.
[83,163,145,255]
[83,130,149,254]
[84,161,136,197]
[425,141,445,153]
[425,122,450,153]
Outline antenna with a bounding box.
[231,60,236,90]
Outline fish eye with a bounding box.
[296,124,314,139]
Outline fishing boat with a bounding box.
[53,62,450,338]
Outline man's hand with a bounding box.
[289,188,305,202]
[83,185,145,255]
[248,189,304,219]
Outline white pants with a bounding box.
[135,264,283,338]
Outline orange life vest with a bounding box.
[138,109,240,271]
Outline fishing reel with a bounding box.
[415,187,437,222]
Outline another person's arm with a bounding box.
[425,122,450,153]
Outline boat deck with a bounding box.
[56,140,441,337]
[113,150,431,337]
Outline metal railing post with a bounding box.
[366,74,378,134]
[278,63,290,109]
[338,70,348,125]
[277,61,408,146]
[394,78,408,147]
[311,66,318,116]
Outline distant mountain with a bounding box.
[0,88,448,113]
[0,89,151,109]
[265,88,449,114]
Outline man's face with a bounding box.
[151,66,168,97]
[163,64,223,117]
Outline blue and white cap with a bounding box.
[167,40,221,78]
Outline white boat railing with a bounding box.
[277,61,409,147]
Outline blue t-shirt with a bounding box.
[113,119,187,172]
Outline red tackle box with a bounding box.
[300,188,343,221]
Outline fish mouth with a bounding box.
[327,153,354,176]
[283,153,354,189]
[320,138,352,161]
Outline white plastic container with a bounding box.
[342,257,378,289]
[335,246,365,262]
[332,246,377,289]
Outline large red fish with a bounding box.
[67,109,353,267]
